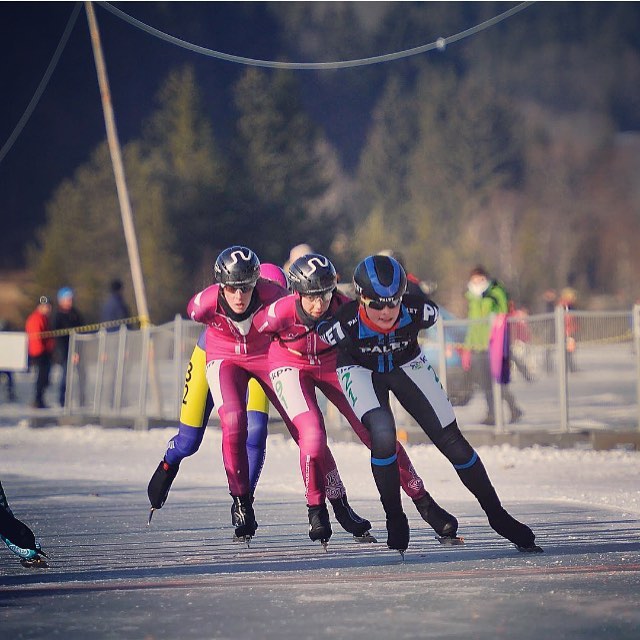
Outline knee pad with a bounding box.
[434,422,477,468]
[165,423,205,465]
[362,407,397,460]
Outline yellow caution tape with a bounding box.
[32,316,145,338]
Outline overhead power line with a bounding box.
[0,2,537,167]
[0,2,83,165]
[98,1,537,70]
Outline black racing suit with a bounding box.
[318,294,537,550]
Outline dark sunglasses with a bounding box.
[360,295,401,311]
[224,283,255,294]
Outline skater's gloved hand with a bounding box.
[317,320,349,348]
[147,460,179,509]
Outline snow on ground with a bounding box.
[1,423,638,517]
[1,423,640,640]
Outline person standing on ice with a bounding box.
[184,246,373,545]
[254,252,460,547]
[318,254,543,556]
[148,262,371,542]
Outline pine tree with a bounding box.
[232,67,340,261]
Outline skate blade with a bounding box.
[147,508,156,526]
[353,531,378,543]
[436,535,464,545]
[233,535,252,548]
[20,556,49,569]
[387,546,407,561]
[517,543,544,553]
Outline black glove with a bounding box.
[147,460,179,509]
[317,319,347,347]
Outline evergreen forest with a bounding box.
[24,2,640,322]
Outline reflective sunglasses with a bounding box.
[302,290,333,304]
[223,283,255,294]
[360,295,401,311]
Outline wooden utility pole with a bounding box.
[84,1,150,327]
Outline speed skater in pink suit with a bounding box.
[185,246,373,545]
[147,263,368,540]
[146,264,288,526]
[253,253,460,546]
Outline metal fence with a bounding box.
[63,307,640,434]
[66,317,201,429]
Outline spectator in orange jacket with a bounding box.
[25,296,55,408]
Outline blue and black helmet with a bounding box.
[214,246,260,288]
[353,255,407,304]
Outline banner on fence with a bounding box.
[0,332,28,371]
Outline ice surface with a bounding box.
[1,425,639,639]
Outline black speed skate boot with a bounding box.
[308,504,332,551]
[488,507,543,553]
[0,510,48,568]
[329,495,376,543]
[231,494,258,545]
[147,460,179,524]
[413,493,463,545]
[231,494,258,539]
[386,511,410,558]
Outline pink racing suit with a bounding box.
[255,291,427,502]
[187,279,347,506]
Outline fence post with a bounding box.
[113,324,127,411]
[174,314,183,419]
[494,378,504,433]
[135,325,151,431]
[555,305,569,432]
[64,330,76,417]
[634,304,640,432]
[93,328,107,414]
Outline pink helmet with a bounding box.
[259,263,288,289]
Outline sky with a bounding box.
[2,2,637,275]
[0,2,297,269]
[0,2,401,270]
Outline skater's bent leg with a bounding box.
[434,421,536,548]
[395,442,426,500]
[327,380,426,501]
[218,402,251,496]
[433,421,502,513]
[362,407,403,516]
[295,411,328,506]
[247,410,268,493]
[323,446,347,500]
[206,360,252,497]
[246,378,269,493]
[263,370,328,507]
[363,407,409,551]
[164,423,206,467]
